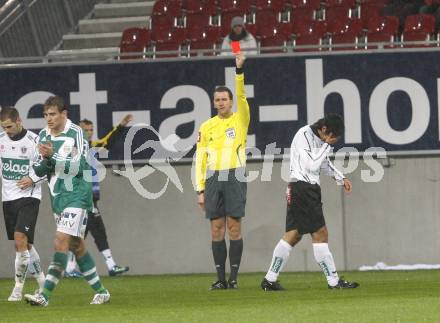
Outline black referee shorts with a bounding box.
[204,168,247,220]
[285,181,325,235]
[3,197,40,244]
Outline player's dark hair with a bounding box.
[0,106,19,122]
[214,86,233,100]
[44,96,67,113]
[80,118,93,125]
[313,114,344,137]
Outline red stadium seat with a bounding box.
[244,22,258,36]
[186,12,211,30]
[154,41,182,58]
[183,0,218,15]
[402,14,437,47]
[152,0,183,17]
[255,9,279,38]
[290,0,321,10]
[324,6,351,22]
[323,0,356,21]
[291,6,316,21]
[255,0,287,11]
[258,23,279,39]
[366,15,399,48]
[293,19,328,51]
[187,25,221,42]
[260,33,289,53]
[218,0,252,13]
[151,14,175,31]
[278,21,294,39]
[153,26,187,43]
[328,17,363,50]
[359,2,384,28]
[188,39,218,56]
[359,0,389,5]
[324,0,356,8]
[119,28,151,59]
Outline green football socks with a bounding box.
[77,251,107,294]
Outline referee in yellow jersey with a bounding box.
[195,54,249,290]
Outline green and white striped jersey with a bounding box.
[33,119,93,214]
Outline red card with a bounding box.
[231,41,241,54]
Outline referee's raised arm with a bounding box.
[234,54,250,126]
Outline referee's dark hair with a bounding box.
[314,114,344,137]
[214,86,233,100]
[0,106,19,122]
[44,95,67,113]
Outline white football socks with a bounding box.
[102,249,116,270]
[29,246,45,291]
[14,250,30,289]
[265,239,292,282]
[313,243,339,287]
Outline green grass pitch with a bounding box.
[1,270,439,322]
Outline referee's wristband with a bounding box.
[197,190,204,195]
[236,67,243,74]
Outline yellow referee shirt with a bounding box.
[195,73,250,192]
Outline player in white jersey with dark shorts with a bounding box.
[0,106,46,301]
[261,114,359,290]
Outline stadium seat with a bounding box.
[293,19,328,51]
[187,25,221,42]
[153,26,187,44]
[119,28,151,59]
[186,12,211,30]
[218,0,252,13]
[291,6,317,21]
[328,17,363,50]
[359,0,389,5]
[183,0,218,15]
[323,0,356,21]
[324,0,356,8]
[151,14,175,31]
[256,8,280,25]
[154,41,183,58]
[244,22,258,36]
[152,0,183,17]
[359,2,385,28]
[290,0,321,10]
[260,33,289,53]
[402,14,437,47]
[366,15,399,48]
[278,21,294,39]
[188,39,218,56]
[255,0,287,12]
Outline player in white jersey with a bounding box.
[0,106,46,301]
[261,114,359,290]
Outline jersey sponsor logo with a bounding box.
[225,127,236,139]
[1,157,30,180]
[57,217,76,229]
[61,212,77,219]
